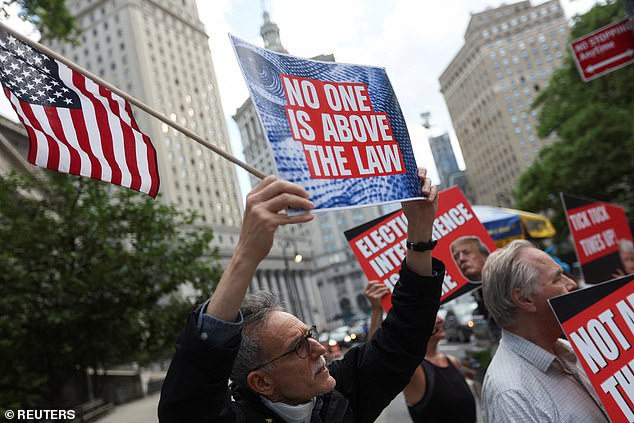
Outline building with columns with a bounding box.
[233,11,383,326]
[439,0,568,206]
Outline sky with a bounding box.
[0,0,599,198]
[196,0,597,195]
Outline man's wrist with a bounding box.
[406,239,437,252]
[406,224,432,239]
[406,232,433,243]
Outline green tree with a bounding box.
[2,0,79,42]
[0,172,222,409]
[514,0,634,242]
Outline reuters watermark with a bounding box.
[3,409,76,420]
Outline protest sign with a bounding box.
[550,275,634,423]
[561,193,633,284]
[230,35,420,211]
[344,186,497,310]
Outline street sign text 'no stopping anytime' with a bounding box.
[570,17,634,82]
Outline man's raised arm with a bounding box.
[402,167,438,276]
[158,176,314,423]
[205,176,314,322]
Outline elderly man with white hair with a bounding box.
[615,239,634,276]
[481,240,609,422]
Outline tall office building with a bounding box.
[429,132,460,190]
[49,0,244,258]
[439,0,568,206]
[234,12,381,326]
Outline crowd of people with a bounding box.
[157,169,627,422]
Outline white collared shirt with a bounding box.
[482,329,609,423]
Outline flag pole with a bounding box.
[0,22,267,180]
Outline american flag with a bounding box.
[0,30,160,197]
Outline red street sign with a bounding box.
[570,17,634,82]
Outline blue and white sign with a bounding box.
[231,35,421,211]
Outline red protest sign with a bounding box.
[344,209,408,311]
[570,17,634,82]
[344,186,497,310]
[280,74,404,179]
[550,275,634,422]
[561,193,633,284]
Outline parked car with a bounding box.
[319,332,343,362]
[444,301,478,343]
[329,325,351,347]
[347,320,368,343]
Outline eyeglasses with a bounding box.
[250,325,319,372]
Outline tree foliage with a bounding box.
[2,0,79,42]
[0,172,221,408]
[514,0,634,243]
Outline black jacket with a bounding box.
[158,258,444,423]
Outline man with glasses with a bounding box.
[158,169,443,423]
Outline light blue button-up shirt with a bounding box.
[196,299,243,347]
[482,329,609,423]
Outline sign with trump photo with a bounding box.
[230,35,420,211]
[344,186,497,310]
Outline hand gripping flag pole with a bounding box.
[0,22,266,198]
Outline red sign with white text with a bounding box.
[281,74,404,179]
[562,193,633,284]
[344,186,497,310]
[570,17,634,82]
[550,275,634,423]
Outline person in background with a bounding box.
[481,240,609,422]
[614,239,634,277]
[365,282,476,423]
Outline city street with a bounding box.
[0,0,629,421]
[97,339,482,423]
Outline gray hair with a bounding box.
[230,291,283,390]
[450,236,490,257]
[620,239,634,253]
[482,240,539,328]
